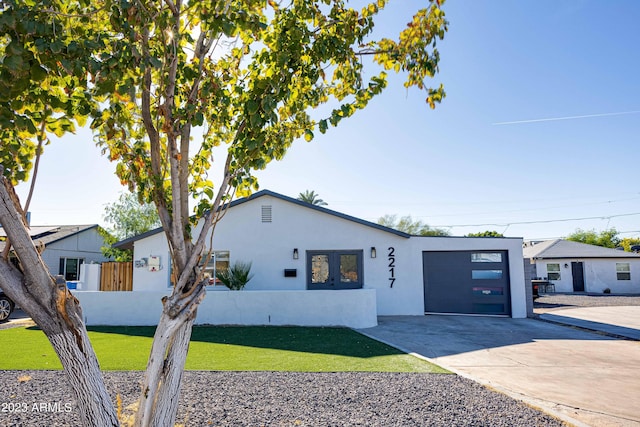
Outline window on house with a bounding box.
[471,253,502,263]
[471,270,503,280]
[202,251,230,286]
[59,257,85,281]
[546,263,561,281]
[616,263,631,280]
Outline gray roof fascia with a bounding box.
[35,224,99,245]
[532,254,640,260]
[233,190,411,238]
[112,189,411,249]
[525,239,640,259]
[112,227,165,250]
[0,224,100,251]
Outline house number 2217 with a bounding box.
[388,247,396,288]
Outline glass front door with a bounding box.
[307,250,363,290]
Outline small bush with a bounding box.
[603,288,611,294]
[215,261,254,290]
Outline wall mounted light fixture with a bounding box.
[293,248,299,260]
[371,247,377,258]
[564,263,569,268]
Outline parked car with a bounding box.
[0,291,15,322]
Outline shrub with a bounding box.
[215,261,254,290]
[603,288,611,294]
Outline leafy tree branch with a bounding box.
[0,1,448,425]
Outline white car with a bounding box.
[0,291,15,322]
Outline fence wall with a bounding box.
[74,289,378,328]
[100,262,133,291]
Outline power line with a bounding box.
[413,196,640,219]
[430,212,640,229]
[492,110,640,126]
[336,194,640,221]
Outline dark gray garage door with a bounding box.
[423,251,511,316]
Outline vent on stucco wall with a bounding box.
[261,205,272,223]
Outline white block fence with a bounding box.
[74,289,378,329]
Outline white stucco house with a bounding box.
[0,224,109,281]
[77,190,528,327]
[523,239,640,294]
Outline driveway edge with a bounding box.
[356,328,590,427]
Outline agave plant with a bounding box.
[215,261,254,290]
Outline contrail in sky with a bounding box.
[492,110,640,126]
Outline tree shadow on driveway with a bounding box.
[358,315,618,359]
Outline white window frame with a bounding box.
[59,257,85,281]
[203,251,230,287]
[616,263,631,281]
[546,263,561,281]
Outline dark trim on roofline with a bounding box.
[50,224,100,239]
[0,224,102,252]
[240,192,524,239]
[531,255,640,260]
[236,190,411,238]
[32,224,100,244]
[113,189,411,250]
[112,227,165,250]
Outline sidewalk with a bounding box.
[358,312,640,427]
[538,306,640,340]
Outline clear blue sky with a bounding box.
[15,1,640,241]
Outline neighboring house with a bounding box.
[112,190,528,324]
[0,224,110,281]
[523,239,640,293]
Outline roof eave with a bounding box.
[111,189,412,249]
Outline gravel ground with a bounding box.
[0,371,566,427]
[8,295,631,426]
[535,293,640,310]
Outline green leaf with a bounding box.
[318,119,328,134]
[304,129,314,142]
[149,57,162,68]
[250,112,263,127]
[4,54,24,71]
[7,40,24,55]
[29,63,47,81]
[50,40,64,54]
[76,115,88,128]
[247,100,260,115]
[194,112,204,126]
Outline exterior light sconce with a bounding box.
[371,247,377,258]
[564,263,569,268]
[293,248,299,260]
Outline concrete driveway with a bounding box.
[358,310,640,427]
[0,308,35,330]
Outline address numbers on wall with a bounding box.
[388,247,396,288]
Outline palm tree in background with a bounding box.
[297,190,328,206]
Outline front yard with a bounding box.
[1,325,449,373]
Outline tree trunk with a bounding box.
[135,283,205,427]
[0,171,118,426]
[47,308,120,427]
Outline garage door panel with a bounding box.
[473,302,507,314]
[423,251,511,316]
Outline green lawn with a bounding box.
[1,325,449,373]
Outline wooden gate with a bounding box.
[100,262,133,291]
